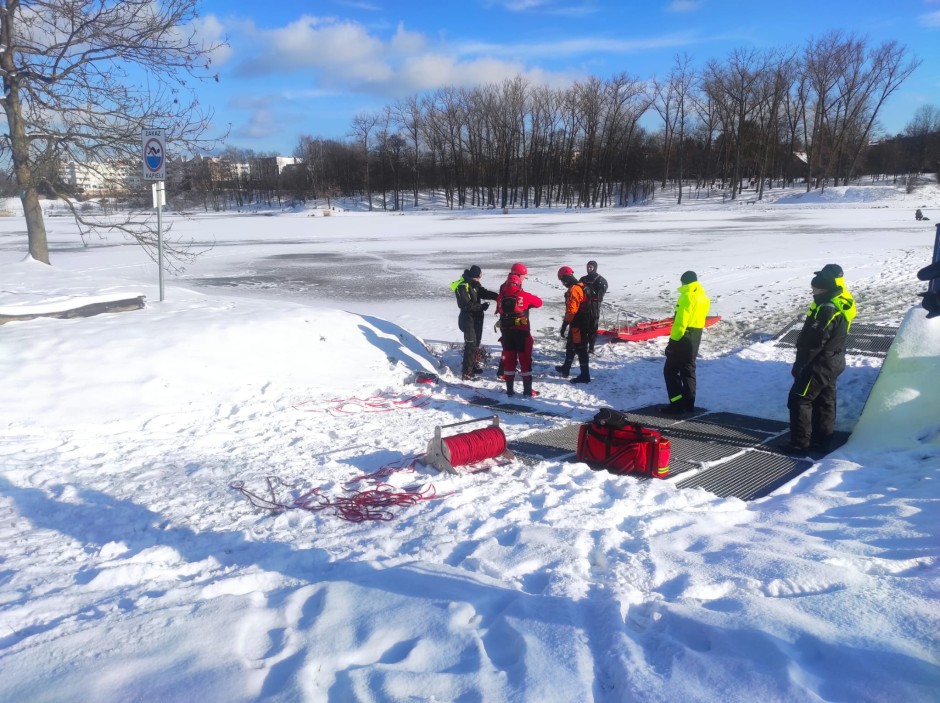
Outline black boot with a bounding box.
[571,350,590,383]
[522,376,534,397]
[555,356,572,377]
[505,376,515,397]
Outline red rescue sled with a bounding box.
[599,315,722,342]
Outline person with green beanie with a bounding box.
[662,270,711,414]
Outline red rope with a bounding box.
[293,392,430,416]
[230,455,451,522]
[442,426,507,467]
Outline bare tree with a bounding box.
[349,112,379,210]
[0,0,225,265]
[669,54,695,204]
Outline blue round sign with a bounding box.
[145,137,164,172]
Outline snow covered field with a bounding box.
[0,183,938,702]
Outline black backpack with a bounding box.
[593,407,628,429]
[579,282,598,326]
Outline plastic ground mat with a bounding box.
[775,321,897,358]
[508,405,851,501]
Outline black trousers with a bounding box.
[459,311,484,376]
[787,376,838,448]
[663,335,698,409]
[561,325,590,377]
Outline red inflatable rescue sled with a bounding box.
[599,315,721,342]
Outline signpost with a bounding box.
[142,128,166,301]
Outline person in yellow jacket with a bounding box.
[662,270,711,414]
[811,263,856,330]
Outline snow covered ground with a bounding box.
[0,182,938,702]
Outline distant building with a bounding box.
[60,154,302,196]
[60,160,143,196]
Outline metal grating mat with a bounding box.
[509,423,581,460]
[665,420,778,448]
[613,404,711,427]
[676,450,813,501]
[701,412,789,434]
[507,407,843,500]
[774,321,897,358]
[467,395,569,418]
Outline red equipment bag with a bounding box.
[576,422,671,478]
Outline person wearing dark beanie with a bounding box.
[579,260,609,353]
[450,265,498,380]
[662,270,710,414]
[810,263,856,330]
[786,271,849,454]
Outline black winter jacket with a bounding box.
[453,272,498,316]
[792,292,848,390]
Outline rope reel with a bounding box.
[425,415,514,474]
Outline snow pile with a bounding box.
[0,186,938,702]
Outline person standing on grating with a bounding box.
[786,270,848,454]
[662,270,710,414]
[810,263,856,331]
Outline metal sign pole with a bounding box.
[157,187,164,302]
[152,180,166,301]
[143,127,167,302]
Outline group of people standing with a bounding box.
[452,260,855,455]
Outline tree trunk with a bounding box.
[22,188,49,263]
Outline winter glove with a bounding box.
[559,323,568,338]
[481,302,490,311]
[664,340,677,357]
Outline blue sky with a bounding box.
[193,0,940,155]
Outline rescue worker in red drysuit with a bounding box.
[555,266,592,384]
[495,263,531,380]
[497,268,542,397]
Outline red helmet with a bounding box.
[504,273,522,287]
[557,266,574,280]
[510,262,528,276]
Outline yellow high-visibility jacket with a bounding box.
[669,281,711,341]
[808,275,856,330]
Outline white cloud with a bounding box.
[457,33,698,59]
[919,10,940,26]
[227,15,594,96]
[217,14,702,103]
[499,0,555,9]
[192,14,232,66]
[484,0,601,16]
[666,0,702,12]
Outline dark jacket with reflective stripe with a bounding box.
[792,292,848,391]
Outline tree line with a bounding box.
[271,31,924,211]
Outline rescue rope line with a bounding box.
[293,392,430,416]
[230,454,450,522]
[440,426,507,467]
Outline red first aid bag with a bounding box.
[576,422,671,478]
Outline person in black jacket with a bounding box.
[451,265,499,380]
[579,260,609,353]
[786,271,848,453]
